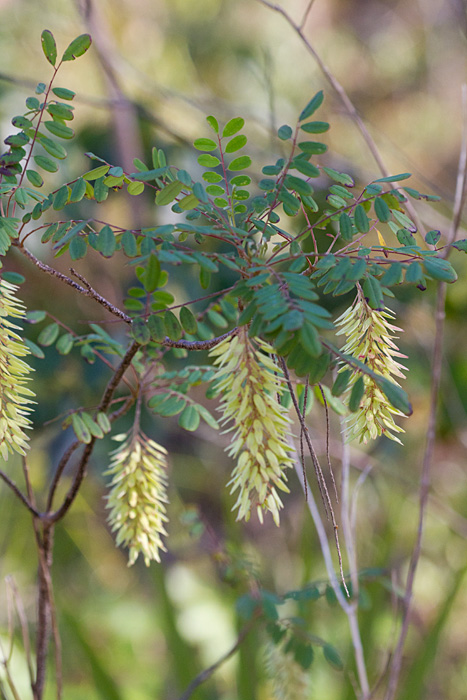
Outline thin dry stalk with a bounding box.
[384,85,467,700]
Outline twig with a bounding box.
[384,85,467,700]
[0,469,41,517]
[278,357,349,596]
[254,0,425,236]
[178,618,256,700]
[47,341,140,524]
[318,383,339,502]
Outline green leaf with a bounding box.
[34,155,58,173]
[299,91,324,121]
[39,137,67,160]
[180,306,198,334]
[300,120,329,133]
[178,404,200,432]
[24,338,45,359]
[425,230,441,246]
[178,194,199,211]
[44,121,74,140]
[127,181,144,196]
[38,322,60,346]
[143,254,161,292]
[363,276,384,310]
[69,236,87,260]
[374,172,411,183]
[299,324,322,357]
[392,209,416,232]
[298,141,327,155]
[228,156,252,171]
[56,333,74,355]
[155,181,184,205]
[198,154,221,168]
[374,197,391,222]
[53,186,70,211]
[69,178,87,203]
[222,117,245,137]
[278,125,293,140]
[94,177,109,202]
[147,314,166,342]
[47,103,74,121]
[374,376,412,415]
[332,369,352,396]
[157,396,186,416]
[52,87,76,101]
[381,262,403,286]
[423,256,457,283]
[193,138,217,151]
[339,212,353,241]
[41,30,57,66]
[130,318,151,345]
[323,644,344,671]
[452,239,467,253]
[96,412,111,433]
[348,375,365,412]
[71,414,92,444]
[164,310,182,340]
[405,261,424,285]
[206,116,219,133]
[2,272,25,285]
[397,229,416,246]
[225,134,247,153]
[292,158,320,178]
[354,204,370,233]
[121,230,137,257]
[97,225,116,258]
[26,96,40,111]
[81,412,104,439]
[62,34,92,61]
[83,165,110,181]
[322,167,354,186]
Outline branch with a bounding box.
[47,342,140,524]
[0,469,41,517]
[255,0,425,235]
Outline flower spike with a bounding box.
[335,288,408,444]
[106,431,169,566]
[210,328,294,526]
[0,279,36,461]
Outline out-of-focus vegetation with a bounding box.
[1,1,467,699]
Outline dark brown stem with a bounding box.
[0,470,41,517]
[32,526,54,700]
[47,341,139,524]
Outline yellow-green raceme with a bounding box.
[210,328,294,526]
[106,431,169,566]
[0,279,35,461]
[335,289,407,444]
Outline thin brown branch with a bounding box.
[47,341,139,524]
[277,356,349,597]
[255,0,425,236]
[0,469,41,517]
[178,618,256,700]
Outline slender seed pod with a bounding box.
[210,328,293,526]
[106,431,169,566]
[335,288,408,444]
[0,279,36,461]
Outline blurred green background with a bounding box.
[1,0,467,698]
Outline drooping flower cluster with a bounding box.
[210,328,294,526]
[0,279,35,461]
[264,638,310,700]
[335,289,408,444]
[106,431,169,566]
